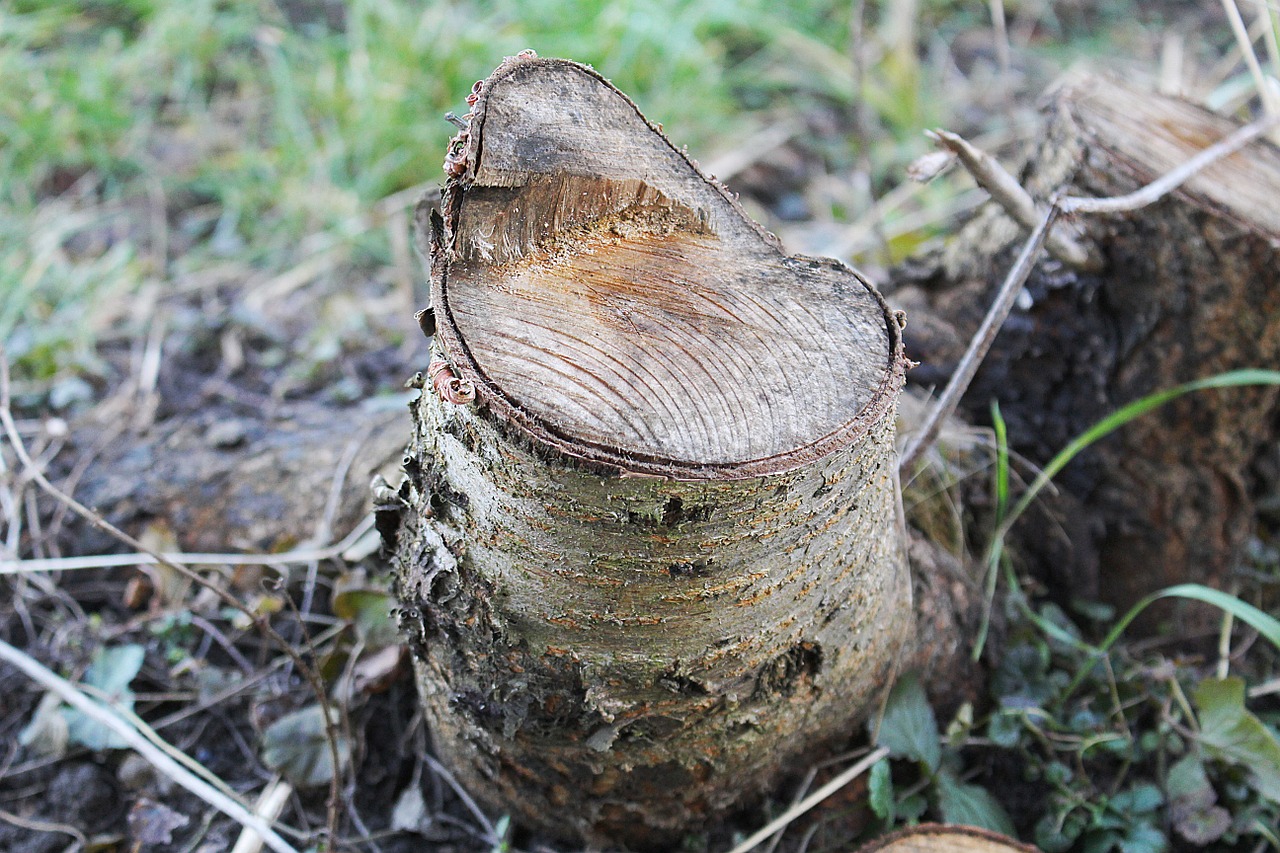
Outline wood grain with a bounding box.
[430,54,901,477]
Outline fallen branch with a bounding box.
[0,514,375,575]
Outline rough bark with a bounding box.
[389,54,921,847]
[894,74,1280,614]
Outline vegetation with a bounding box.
[2,1,1278,852]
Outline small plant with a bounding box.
[966,371,1280,851]
[869,671,1015,834]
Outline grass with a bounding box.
[2,0,1107,409]
[0,0,902,408]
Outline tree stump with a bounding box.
[389,54,916,847]
[895,74,1280,613]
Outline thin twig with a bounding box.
[928,129,1098,270]
[0,637,300,853]
[899,199,1063,472]
[724,747,889,853]
[1222,0,1280,122]
[0,808,88,848]
[299,432,367,623]
[421,753,498,842]
[0,514,373,574]
[1058,112,1280,214]
[231,777,295,853]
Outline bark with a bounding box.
[894,73,1280,614]
[389,54,923,847]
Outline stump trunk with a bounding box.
[389,54,916,847]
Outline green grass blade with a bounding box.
[1062,583,1280,700]
[978,368,1280,663]
[1099,584,1280,658]
[998,369,1280,542]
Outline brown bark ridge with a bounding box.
[389,53,916,847]
[894,73,1280,614]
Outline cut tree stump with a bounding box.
[895,73,1280,614]
[856,823,1041,853]
[388,54,923,847]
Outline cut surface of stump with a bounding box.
[394,53,915,848]
[432,54,900,478]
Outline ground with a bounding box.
[2,2,1278,852]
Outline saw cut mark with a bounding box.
[432,54,901,476]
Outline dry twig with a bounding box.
[0,347,345,846]
[1058,112,1280,214]
[0,637,300,853]
[926,128,1098,270]
[899,198,1063,472]
[0,514,375,574]
[724,747,889,853]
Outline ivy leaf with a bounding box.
[1166,754,1230,845]
[332,570,400,649]
[935,768,1016,835]
[62,644,145,750]
[868,757,894,821]
[1035,809,1087,853]
[1118,821,1166,853]
[1193,677,1280,805]
[1111,783,1163,815]
[873,671,940,774]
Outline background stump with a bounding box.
[896,74,1280,614]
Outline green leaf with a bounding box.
[1111,783,1163,815]
[934,769,1016,835]
[1192,677,1280,805]
[1166,755,1230,846]
[1118,821,1166,853]
[1035,809,1086,853]
[868,758,894,821]
[260,704,351,788]
[874,672,940,774]
[898,792,929,822]
[987,710,1023,748]
[62,643,145,751]
[82,644,146,695]
[1066,584,1280,702]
